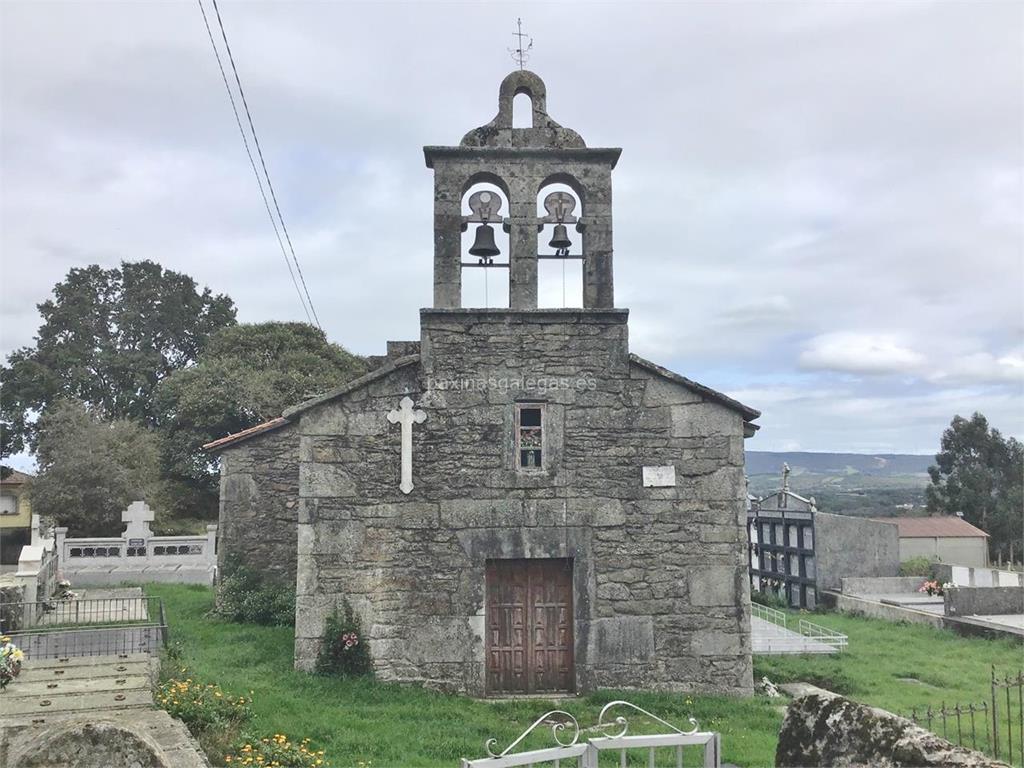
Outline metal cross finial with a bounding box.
[509,18,533,70]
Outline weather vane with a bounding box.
[508,18,533,70]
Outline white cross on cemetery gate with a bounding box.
[387,396,426,494]
[121,500,155,539]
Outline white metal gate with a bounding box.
[460,701,720,768]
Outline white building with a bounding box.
[880,516,990,567]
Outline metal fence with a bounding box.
[0,595,162,632]
[461,701,720,768]
[0,596,167,660]
[36,545,59,603]
[909,668,1023,767]
[797,618,848,651]
[751,602,787,627]
[750,602,849,652]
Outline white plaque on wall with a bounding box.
[642,465,676,487]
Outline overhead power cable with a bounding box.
[197,0,320,329]
[209,0,322,331]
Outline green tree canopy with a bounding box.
[154,322,366,518]
[31,400,162,536]
[1,261,236,457]
[926,412,1024,560]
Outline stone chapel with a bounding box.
[206,70,761,696]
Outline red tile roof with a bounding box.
[0,469,33,485]
[202,417,290,452]
[877,516,990,539]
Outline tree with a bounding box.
[154,322,366,518]
[926,412,1024,561]
[1,261,236,457]
[30,400,162,536]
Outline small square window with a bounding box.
[516,404,544,470]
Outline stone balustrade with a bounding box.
[53,501,217,586]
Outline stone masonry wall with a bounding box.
[294,308,753,695]
[816,512,900,591]
[218,424,299,585]
[945,586,1024,617]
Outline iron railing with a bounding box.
[0,596,167,660]
[0,596,160,633]
[8,624,166,659]
[797,618,848,651]
[36,546,59,601]
[909,668,1023,767]
[751,602,787,628]
[992,669,1024,766]
[750,602,849,651]
[909,701,991,753]
[461,700,720,768]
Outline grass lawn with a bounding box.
[753,610,1024,763]
[145,583,1022,768]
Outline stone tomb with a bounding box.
[207,70,761,696]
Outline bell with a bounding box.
[548,224,572,251]
[468,223,500,258]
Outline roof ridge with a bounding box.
[203,354,422,453]
[282,354,420,419]
[628,353,761,422]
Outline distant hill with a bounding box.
[744,451,934,516]
[745,451,933,477]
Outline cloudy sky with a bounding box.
[2,0,1021,459]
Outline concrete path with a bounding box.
[875,594,946,615]
[751,616,839,654]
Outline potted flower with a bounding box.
[1,636,25,691]
[918,579,944,597]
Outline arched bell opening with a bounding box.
[536,181,583,308]
[512,91,533,129]
[461,180,510,309]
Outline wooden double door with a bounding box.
[485,558,575,694]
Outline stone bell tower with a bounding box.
[211,65,759,698]
[424,70,621,310]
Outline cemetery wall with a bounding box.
[840,575,925,594]
[944,586,1024,617]
[292,309,755,696]
[832,591,946,628]
[815,512,899,591]
[218,423,299,584]
[934,563,1024,588]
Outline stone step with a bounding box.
[20,652,151,669]
[0,688,154,716]
[11,674,151,696]
[17,662,152,684]
[19,659,151,680]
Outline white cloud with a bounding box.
[1,1,1021,451]
[725,386,845,406]
[799,333,926,375]
[930,351,1024,385]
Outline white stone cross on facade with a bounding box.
[387,396,426,495]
